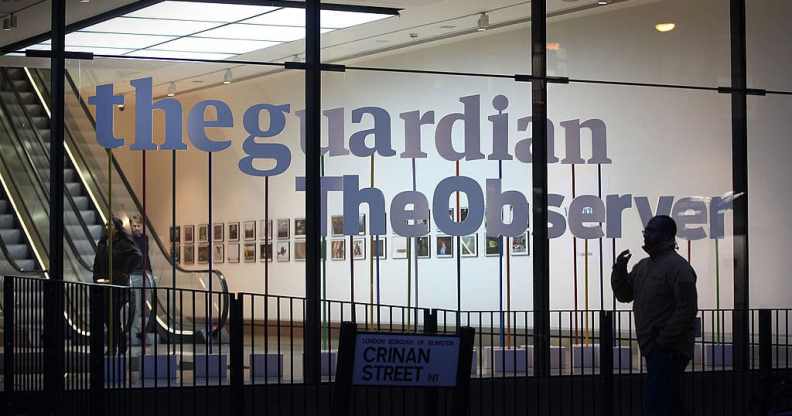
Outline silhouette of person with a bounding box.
[611,215,698,416]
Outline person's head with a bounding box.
[643,215,677,247]
[130,214,144,237]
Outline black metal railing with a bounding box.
[2,273,791,415]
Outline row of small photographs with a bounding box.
[174,232,530,264]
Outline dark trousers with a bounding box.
[108,287,128,354]
[644,349,689,416]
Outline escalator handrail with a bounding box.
[0,69,96,274]
[1,68,100,256]
[46,69,229,334]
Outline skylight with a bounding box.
[19,1,396,61]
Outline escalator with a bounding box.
[0,65,229,345]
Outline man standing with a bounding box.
[611,215,698,416]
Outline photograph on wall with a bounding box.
[259,242,272,262]
[244,243,256,263]
[259,220,272,241]
[352,238,366,260]
[331,215,344,236]
[228,222,240,242]
[276,241,290,262]
[392,236,408,259]
[448,207,468,222]
[294,239,306,261]
[213,223,224,242]
[213,243,224,264]
[227,243,240,263]
[436,235,454,258]
[330,239,346,261]
[244,221,256,241]
[485,237,501,257]
[357,214,366,235]
[512,232,530,256]
[197,243,209,264]
[198,224,208,243]
[371,237,387,259]
[183,245,195,265]
[183,225,194,243]
[170,225,181,243]
[461,234,478,257]
[294,218,306,238]
[416,236,430,259]
[277,219,290,240]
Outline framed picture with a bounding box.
[276,241,290,262]
[277,219,290,240]
[330,239,346,261]
[170,225,181,243]
[227,243,240,263]
[416,236,430,259]
[213,243,224,264]
[357,214,366,235]
[183,225,194,243]
[461,234,478,257]
[197,243,210,264]
[294,239,306,261]
[258,220,273,241]
[294,218,306,238]
[436,235,453,258]
[352,238,366,260]
[448,207,469,222]
[212,223,224,242]
[485,236,501,257]
[173,244,181,263]
[392,236,408,259]
[244,221,256,241]
[331,215,344,236]
[244,243,256,263]
[183,245,195,265]
[259,242,272,262]
[228,222,240,242]
[198,224,208,243]
[512,232,530,256]
[371,237,387,259]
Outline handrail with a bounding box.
[0,68,96,274]
[56,68,230,331]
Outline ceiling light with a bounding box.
[66,32,175,49]
[167,82,176,97]
[80,0,90,3]
[655,23,676,32]
[223,69,232,84]
[124,50,236,61]
[154,37,279,54]
[84,17,220,36]
[319,10,392,29]
[597,1,609,5]
[126,1,276,23]
[477,12,490,32]
[198,24,305,42]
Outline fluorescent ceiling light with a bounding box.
[126,1,276,23]
[197,24,305,42]
[243,8,304,26]
[84,17,221,36]
[320,10,393,29]
[154,37,279,54]
[65,32,175,49]
[125,50,236,61]
[655,23,676,32]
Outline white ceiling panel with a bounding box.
[153,37,279,54]
[125,49,236,60]
[84,17,222,36]
[125,1,276,23]
[65,32,176,49]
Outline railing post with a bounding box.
[90,285,105,415]
[229,294,244,415]
[3,277,14,414]
[599,311,614,416]
[423,309,438,415]
[759,309,771,377]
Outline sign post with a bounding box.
[332,321,474,415]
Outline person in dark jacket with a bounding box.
[129,214,151,273]
[611,215,698,416]
[93,217,142,354]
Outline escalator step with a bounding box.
[0,201,9,213]
[71,239,95,255]
[64,210,96,226]
[15,259,36,271]
[88,224,103,240]
[0,214,15,228]
[24,104,45,117]
[0,229,23,244]
[64,169,75,182]
[71,196,89,210]
[66,182,83,196]
[5,243,29,259]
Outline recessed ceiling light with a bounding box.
[597,1,609,5]
[477,12,490,31]
[167,82,176,97]
[655,23,676,32]
[223,68,232,84]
